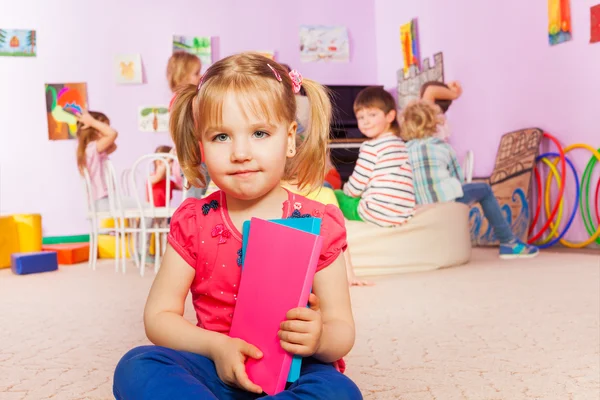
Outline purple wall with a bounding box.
[375,0,600,244]
[0,0,377,236]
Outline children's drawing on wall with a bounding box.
[115,54,143,84]
[173,35,212,73]
[45,83,88,140]
[400,19,420,76]
[548,0,572,45]
[138,106,169,133]
[299,25,349,62]
[590,4,600,43]
[0,29,36,57]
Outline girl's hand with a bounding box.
[76,110,97,129]
[279,293,323,356]
[212,337,263,394]
[448,81,463,98]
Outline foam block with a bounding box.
[41,243,89,265]
[0,216,20,268]
[12,214,42,252]
[98,235,131,259]
[11,252,58,275]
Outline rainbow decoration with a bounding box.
[400,19,420,76]
[548,0,572,45]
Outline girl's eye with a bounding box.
[213,134,229,142]
[253,130,269,139]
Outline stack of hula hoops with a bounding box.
[529,132,600,249]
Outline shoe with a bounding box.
[499,240,539,259]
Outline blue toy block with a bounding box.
[11,251,59,275]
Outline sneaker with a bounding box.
[499,240,540,259]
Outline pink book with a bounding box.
[229,217,324,395]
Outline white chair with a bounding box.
[463,150,474,183]
[81,168,116,271]
[129,153,179,276]
[103,160,146,274]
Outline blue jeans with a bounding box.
[455,182,515,244]
[113,345,362,400]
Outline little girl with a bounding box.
[148,145,181,207]
[420,80,462,141]
[114,53,361,399]
[334,86,416,227]
[401,100,539,259]
[166,52,210,199]
[76,110,118,211]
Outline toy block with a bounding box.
[11,251,58,275]
[41,243,89,265]
[12,214,42,252]
[0,216,20,268]
[98,234,131,259]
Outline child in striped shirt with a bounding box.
[401,100,539,259]
[334,87,416,227]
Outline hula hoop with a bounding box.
[595,177,600,224]
[535,158,565,245]
[528,133,566,243]
[550,144,600,248]
[530,168,543,235]
[535,153,579,249]
[579,148,600,244]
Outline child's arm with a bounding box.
[279,254,355,362]
[77,111,118,153]
[343,144,376,197]
[149,162,167,184]
[311,254,355,362]
[144,245,264,393]
[105,143,117,155]
[422,81,462,103]
[446,144,465,182]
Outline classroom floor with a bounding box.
[1,248,599,400]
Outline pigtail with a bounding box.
[285,78,332,192]
[169,85,206,188]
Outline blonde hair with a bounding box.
[353,86,400,135]
[399,100,443,141]
[166,52,201,92]
[169,52,332,191]
[76,111,110,175]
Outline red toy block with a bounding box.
[41,243,89,265]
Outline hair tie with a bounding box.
[197,75,205,91]
[267,64,282,82]
[288,70,303,94]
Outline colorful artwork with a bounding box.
[591,5,600,43]
[397,52,444,110]
[400,19,420,76]
[45,83,88,141]
[173,35,212,73]
[115,54,143,84]
[0,29,36,57]
[548,0,572,45]
[299,25,349,62]
[469,128,543,246]
[138,106,169,133]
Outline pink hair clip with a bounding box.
[267,64,282,82]
[288,70,303,94]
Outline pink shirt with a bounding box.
[85,142,108,200]
[167,189,348,334]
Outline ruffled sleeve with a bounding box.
[317,204,348,271]
[167,198,200,268]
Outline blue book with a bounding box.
[241,217,322,383]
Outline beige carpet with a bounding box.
[1,249,599,400]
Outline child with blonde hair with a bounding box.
[113,53,361,399]
[166,52,210,199]
[335,86,416,227]
[401,100,539,259]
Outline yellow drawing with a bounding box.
[120,61,135,80]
